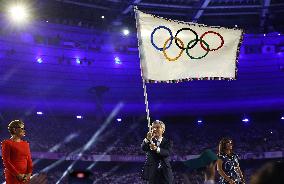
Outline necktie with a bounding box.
[157,140,161,147]
[152,138,158,145]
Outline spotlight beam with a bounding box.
[21,147,83,184]
[87,123,139,172]
[93,165,120,184]
[55,103,124,184]
[33,133,79,166]
[40,147,82,173]
[122,0,142,14]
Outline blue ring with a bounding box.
[151,26,173,51]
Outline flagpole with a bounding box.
[142,79,151,129]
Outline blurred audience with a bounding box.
[250,161,284,184]
[1,119,282,156]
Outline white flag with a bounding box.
[135,10,243,82]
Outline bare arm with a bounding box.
[217,159,235,184]
[235,155,245,183]
[237,165,245,182]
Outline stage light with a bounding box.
[101,16,105,19]
[281,116,284,120]
[76,58,81,64]
[278,33,281,36]
[37,57,43,63]
[68,170,93,184]
[117,118,122,122]
[76,172,85,178]
[76,115,83,119]
[37,111,43,115]
[234,25,238,27]
[263,34,266,36]
[197,119,203,125]
[242,118,249,122]
[122,29,130,36]
[114,57,122,64]
[8,4,29,23]
[46,20,49,23]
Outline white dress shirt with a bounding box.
[144,137,163,153]
[204,180,215,184]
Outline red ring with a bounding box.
[199,31,224,51]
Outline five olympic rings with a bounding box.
[150,26,224,61]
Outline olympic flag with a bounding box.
[135,10,243,82]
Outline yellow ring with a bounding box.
[162,37,184,61]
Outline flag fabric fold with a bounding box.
[135,10,243,82]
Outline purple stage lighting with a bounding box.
[37,57,43,63]
[115,57,122,64]
[122,29,130,36]
[76,58,81,64]
[281,116,284,120]
[117,118,122,122]
[242,118,249,122]
[37,111,43,115]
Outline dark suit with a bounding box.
[141,137,173,184]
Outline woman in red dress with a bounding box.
[1,120,33,184]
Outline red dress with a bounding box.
[1,139,33,184]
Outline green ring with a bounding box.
[186,39,210,59]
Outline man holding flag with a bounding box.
[141,120,173,184]
[135,7,243,184]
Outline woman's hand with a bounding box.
[23,173,32,182]
[16,174,25,181]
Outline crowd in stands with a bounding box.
[1,118,283,156]
[1,117,283,183]
[0,24,136,56]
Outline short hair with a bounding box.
[8,120,24,135]
[152,120,165,131]
[250,161,284,184]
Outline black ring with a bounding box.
[174,28,198,50]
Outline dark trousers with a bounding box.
[147,168,169,184]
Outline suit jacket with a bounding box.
[141,137,173,184]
